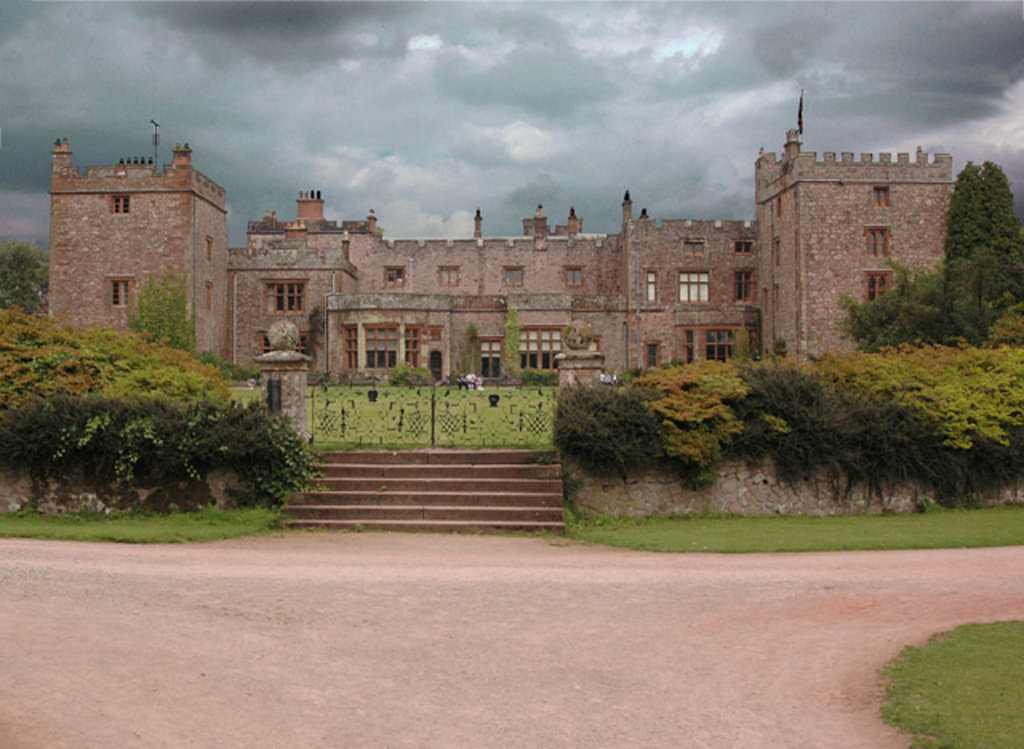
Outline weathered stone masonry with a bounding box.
[48,130,953,375]
[49,140,229,357]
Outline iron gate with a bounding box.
[308,385,555,448]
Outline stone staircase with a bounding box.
[284,450,565,533]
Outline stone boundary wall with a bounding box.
[568,458,1024,517]
[0,468,244,516]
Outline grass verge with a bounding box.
[566,505,1024,553]
[0,506,283,543]
[881,621,1024,748]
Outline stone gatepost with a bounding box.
[256,320,311,439]
[556,322,606,387]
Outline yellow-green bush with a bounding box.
[813,345,1024,449]
[0,308,229,408]
[634,362,749,483]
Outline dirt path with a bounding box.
[1,534,1022,748]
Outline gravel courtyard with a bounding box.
[2,534,1022,748]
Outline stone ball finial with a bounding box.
[563,321,594,351]
[266,320,301,352]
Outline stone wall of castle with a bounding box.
[625,212,760,366]
[48,141,230,358]
[756,131,953,357]
[228,238,359,372]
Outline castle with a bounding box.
[48,129,954,379]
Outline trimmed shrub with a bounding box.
[553,385,661,477]
[0,394,317,508]
[813,345,1024,450]
[388,364,432,387]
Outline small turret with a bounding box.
[783,129,801,161]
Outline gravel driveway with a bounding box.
[1,534,1022,748]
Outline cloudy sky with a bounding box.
[2,1,1022,247]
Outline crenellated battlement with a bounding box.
[757,148,952,169]
[756,131,953,191]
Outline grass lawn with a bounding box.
[307,385,556,449]
[0,506,282,543]
[232,384,556,449]
[229,386,261,405]
[881,621,1024,748]
[566,505,1024,553]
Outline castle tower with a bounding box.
[754,130,953,359]
[48,140,230,357]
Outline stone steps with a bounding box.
[284,450,565,534]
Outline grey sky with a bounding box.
[1,1,1022,247]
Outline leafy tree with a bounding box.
[841,265,954,351]
[0,240,48,314]
[127,272,196,352]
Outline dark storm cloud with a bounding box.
[801,4,1024,124]
[1,1,1022,243]
[139,2,414,68]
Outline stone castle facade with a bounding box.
[48,129,953,379]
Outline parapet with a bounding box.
[49,138,226,203]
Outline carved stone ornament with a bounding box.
[266,320,301,352]
[562,321,594,351]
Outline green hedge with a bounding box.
[553,348,1024,506]
[553,385,661,477]
[0,394,317,508]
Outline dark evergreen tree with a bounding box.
[943,161,1024,342]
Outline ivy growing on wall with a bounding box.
[504,307,522,375]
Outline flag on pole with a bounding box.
[798,90,804,135]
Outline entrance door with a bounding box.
[429,350,443,380]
